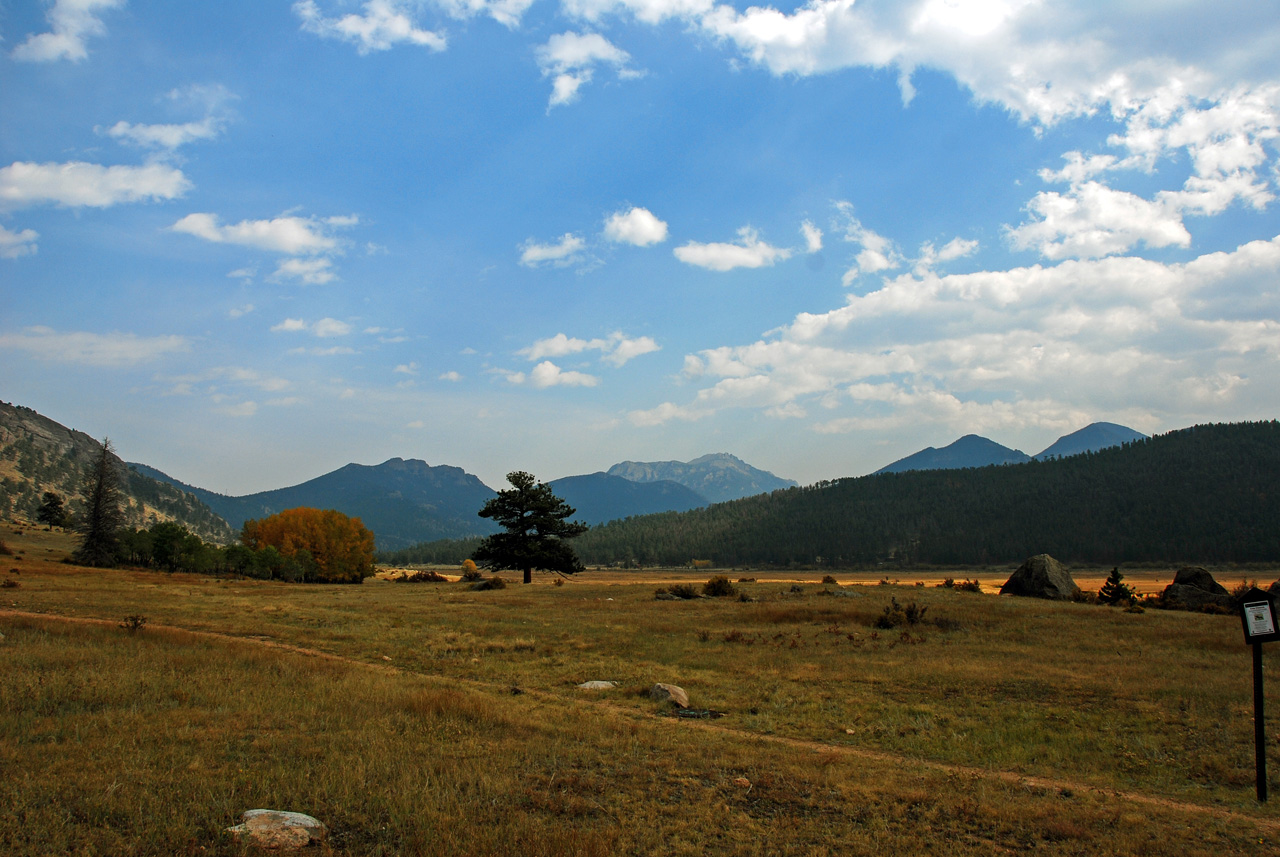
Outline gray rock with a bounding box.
[577,680,618,690]
[1160,567,1233,611]
[227,810,327,849]
[1172,566,1227,595]
[650,682,689,708]
[999,554,1080,600]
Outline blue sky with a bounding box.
[2,0,1279,494]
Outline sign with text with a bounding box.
[1240,588,1280,645]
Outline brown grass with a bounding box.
[2,522,1279,854]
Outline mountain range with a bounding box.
[875,422,1148,474]
[1,398,1156,553]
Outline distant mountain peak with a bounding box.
[1034,422,1147,460]
[876,435,1031,474]
[606,453,795,503]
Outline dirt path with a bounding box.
[5,607,1278,831]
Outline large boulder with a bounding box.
[999,554,1080,600]
[650,683,689,708]
[1161,567,1232,611]
[227,810,327,849]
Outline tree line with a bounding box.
[63,439,375,582]
[565,421,1280,567]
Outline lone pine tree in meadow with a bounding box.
[472,471,587,584]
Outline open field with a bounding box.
[4,521,1280,855]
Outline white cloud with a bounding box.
[537,31,637,108]
[0,326,188,367]
[519,232,586,267]
[0,225,39,259]
[436,0,536,27]
[603,206,669,246]
[169,212,350,255]
[274,257,336,284]
[228,304,255,319]
[529,360,599,388]
[834,202,903,285]
[439,370,462,381]
[801,220,823,253]
[0,161,191,211]
[312,318,352,338]
[394,362,418,375]
[293,0,446,54]
[1006,181,1191,260]
[11,0,124,63]
[271,317,351,337]
[519,331,660,366]
[674,226,792,272]
[633,232,1280,433]
[160,366,291,397]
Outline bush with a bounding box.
[471,576,508,591]
[666,584,699,599]
[120,614,147,633]
[2,578,19,589]
[0,539,11,556]
[459,559,483,582]
[703,576,737,597]
[874,597,927,629]
[398,569,449,583]
[955,579,982,593]
[821,575,838,585]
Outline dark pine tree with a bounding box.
[73,438,125,568]
[1098,567,1135,605]
[36,491,71,528]
[472,471,588,584]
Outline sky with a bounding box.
[1,0,1279,495]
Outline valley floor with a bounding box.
[3,521,1279,855]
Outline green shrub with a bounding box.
[667,583,699,599]
[471,576,508,591]
[955,579,981,593]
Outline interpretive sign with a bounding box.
[1239,587,1279,802]
[1240,588,1280,645]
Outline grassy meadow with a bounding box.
[3,521,1280,855]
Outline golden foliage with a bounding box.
[241,507,375,583]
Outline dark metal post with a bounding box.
[1255,641,1268,803]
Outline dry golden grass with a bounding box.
[3,521,1280,854]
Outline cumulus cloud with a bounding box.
[0,225,39,259]
[519,331,660,366]
[0,326,188,367]
[674,226,792,271]
[537,31,638,108]
[436,0,536,27]
[273,257,336,284]
[519,232,586,267]
[0,161,191,211]
[528,360,599,388]
[630,233,1280,434]
[834,202,903,285]
[11,0,124,63]
[169,212,350,254]
[603,206,668,246]
[293,0,446,54]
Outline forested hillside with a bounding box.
[573,421,1280,567]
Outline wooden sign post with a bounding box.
[1239,588,1280,802]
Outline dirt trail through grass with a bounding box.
[6,606,1277,835]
